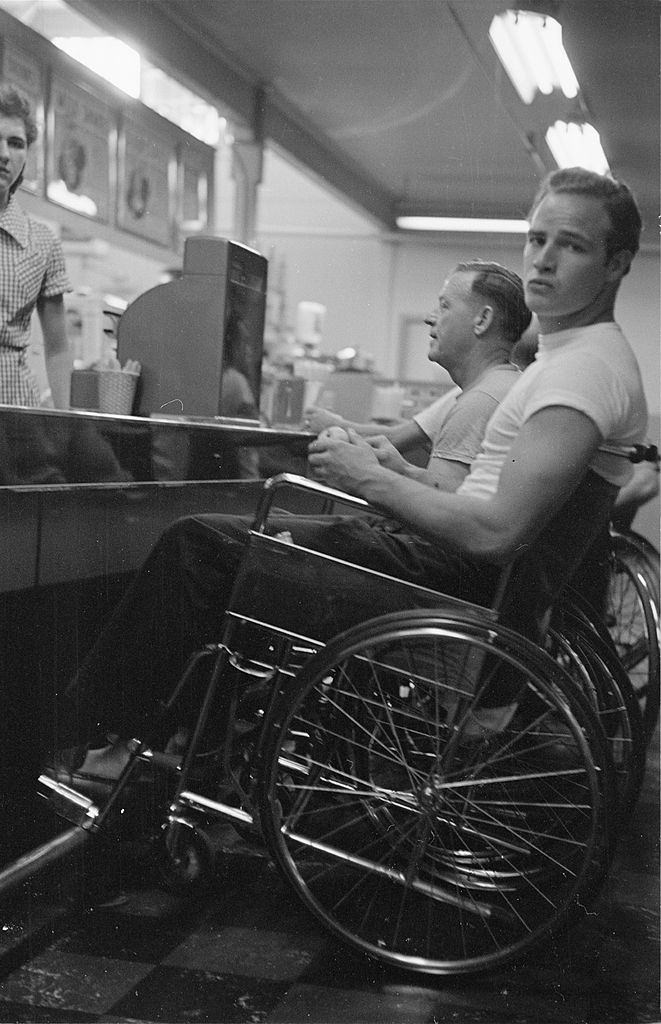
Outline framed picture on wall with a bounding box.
[46,75,113,221]
[0,40,44,195]
[118,119,175,246]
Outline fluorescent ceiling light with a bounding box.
[489,10,579,104]
[396,216,529,233]
[545,120,610,174]
[52,36,141,97]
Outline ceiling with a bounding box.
[71,0,659,245]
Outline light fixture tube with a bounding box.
[489,11,579,105]
[545,121,610,174]
[396,217,529,233]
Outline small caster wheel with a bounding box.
[156,818,214,894]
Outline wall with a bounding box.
[616,253,661,419]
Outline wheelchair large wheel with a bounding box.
[607,538,660,744]
[258,611,613,976]
[547,617,645,825]
[612,528,660,596]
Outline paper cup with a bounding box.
[98,370,139,415]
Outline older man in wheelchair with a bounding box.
[30,168,649,975]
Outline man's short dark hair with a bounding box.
[0,84,37,146]
[528,167,642,266]
[455,260,532,344]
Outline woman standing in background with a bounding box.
[0,84,71,407]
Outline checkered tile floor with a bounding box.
[0,736,658,1024]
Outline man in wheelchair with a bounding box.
[305,259,528,490]
[49,167,647,790]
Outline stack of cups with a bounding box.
[98,360,141,414]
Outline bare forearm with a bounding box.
[398,461,430,483]
[420,459,469,492]
[352,464,512,561]
[38,295,71,409]
[308,408,602,565]
[394,460,464,491]
[45,348,72,408]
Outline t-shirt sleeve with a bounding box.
[524,352,636,441]
[430,387,499,465]
[414,387,461,441]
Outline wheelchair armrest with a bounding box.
[252,473,370,532]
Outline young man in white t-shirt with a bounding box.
[311,169,645,558]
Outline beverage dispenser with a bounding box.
[117,236,267,420]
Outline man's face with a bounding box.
[425,272,478,372]
[0,115,27,207]
[523,191,618,329]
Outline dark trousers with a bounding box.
[59,468,617,750]
[59,512,499,748]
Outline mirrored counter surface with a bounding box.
[0,406,314,595]
[0,406,312,487]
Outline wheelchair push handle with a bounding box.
[629,443,659,465]
[599,442,659,465]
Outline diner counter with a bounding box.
[0,405,314,592]
[0,407,320,777]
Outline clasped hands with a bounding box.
[307,429,403,494]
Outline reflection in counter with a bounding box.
[0,407,312,486]
[0,409,132,486]
[150,423,259,481]
[0,406,313,601]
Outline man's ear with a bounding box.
[473,305,494,336]
[606,249,633,280]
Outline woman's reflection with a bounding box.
[0,411,133,485]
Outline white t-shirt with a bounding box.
[414,364,520,466]
[414,387,461,445]
[458,322,648,502]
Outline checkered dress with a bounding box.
[0,197,70,406]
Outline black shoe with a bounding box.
[48,743,90,772]
[41,762,117,802]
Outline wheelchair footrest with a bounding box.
[0,825,89,898]
[37,773,100,828]
[177,789,255,828]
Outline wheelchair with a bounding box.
[606,525,660,743]
[0,473,645,977]
[561,442,659,746]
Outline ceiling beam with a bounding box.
[69,0,397,228]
